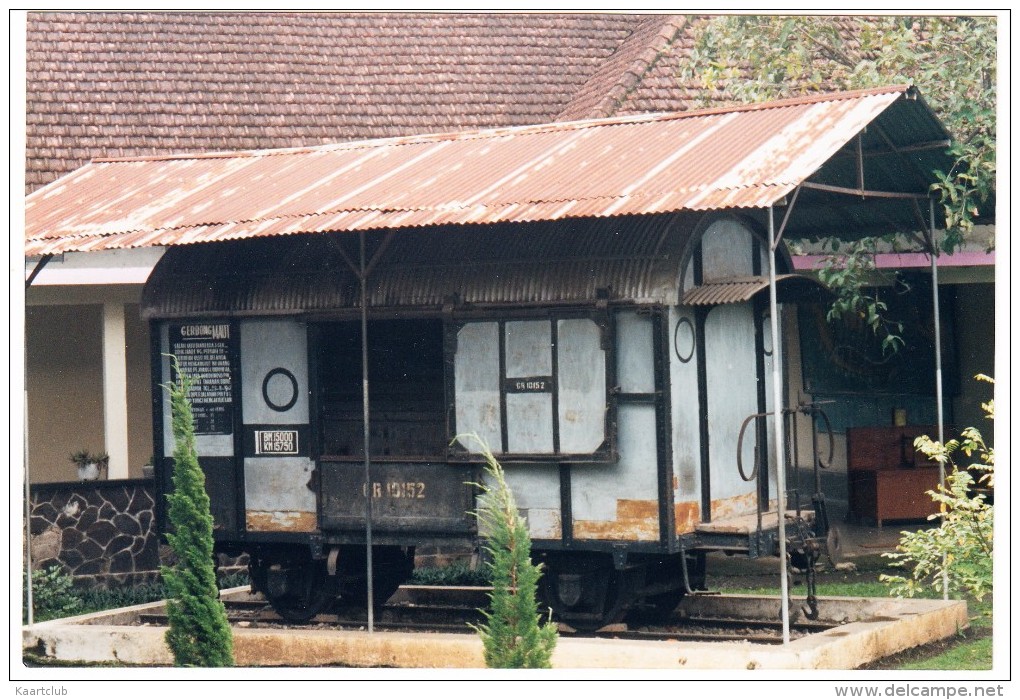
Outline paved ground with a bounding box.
[825,502,929,559]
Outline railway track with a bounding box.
[137,586,839,645]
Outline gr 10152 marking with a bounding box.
[362,481,427,499]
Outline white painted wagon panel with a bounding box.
[571,403,659,541]
[499,463,563,540]
[557,318,606,454]
[615,310,655,393]
[243,456,317,532]
[669,305,701,525]
[240,319,309,425]
[239,318,315,531]
[453,322,502,452]
[705,304,759,507]
[506,393,554,453]
[700,217,756,280]
[504,320,551,377]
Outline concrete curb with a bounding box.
[23,592,968,670]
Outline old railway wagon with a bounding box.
[144,211,831,629]
[27,86,953,632]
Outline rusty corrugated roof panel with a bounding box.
[681,275,833,306]
[141,213,698,317]
[26,86,947,256]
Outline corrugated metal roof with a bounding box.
[681,275,833,307]
[26,85,952,256]
[141,213,697,317]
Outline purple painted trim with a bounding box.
[793,250,995,271]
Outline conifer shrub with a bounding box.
[161,356,234,667]
[465,436,557,669]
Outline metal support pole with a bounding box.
[768,206,791,644]
[928,198,948,601]
[360,232,375,630]
[25,254,48,626]
[25,391,34,627]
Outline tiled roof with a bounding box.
[611,15,869,117]
[25,11,657,192]
[554,15,690,120]
[611,17,732,116]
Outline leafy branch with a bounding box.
[681,15,996,252]
[814,236,907,356]
[880,375,994,602]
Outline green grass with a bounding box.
[25,570,250,623]
[712,560,994,671]
[896,635,992,671]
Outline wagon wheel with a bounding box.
[250,558,336,623]
[338,546,415,610]
[540,565,628,633]
[629,554,705,624]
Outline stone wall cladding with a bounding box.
[28,480,245,587]
[29,480,160,587]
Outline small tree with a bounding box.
[881,375,994,602]
[465,436,558,669]
[24,565,83,623]
[161,356,234,667]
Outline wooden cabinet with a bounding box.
[846,425,943,526]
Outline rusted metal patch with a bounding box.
[674,500,701,534]
[245,510,317,532]
[573,499,658,541]
[710,491,762,522]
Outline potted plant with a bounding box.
[69,450,108,481]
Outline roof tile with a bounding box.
[25,11,653,192]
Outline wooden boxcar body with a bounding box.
[145,210,829,628]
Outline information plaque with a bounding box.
[169,322,235,435]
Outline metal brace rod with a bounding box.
[831,139,952,159]
[771,185,802,252]
[872,122,942,193]
[926,197,948,601]
[799,181,929,200]
[363,231,397,280]
[360,230,375,632]
[767,205,791,645]
[327,230,397,281]
[857,133,865,192]
[25,254,54,288]
[327,236,360,278]
[910,199,938,254]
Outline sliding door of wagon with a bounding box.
[449,314,614,543]
[316,319,474,539]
